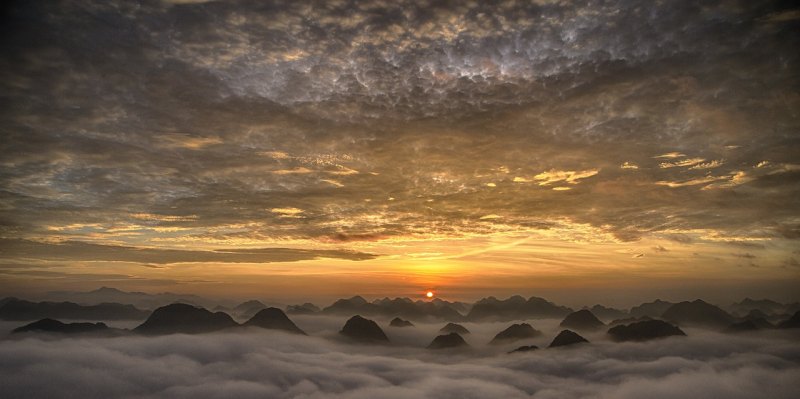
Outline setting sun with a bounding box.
[426,291,434,298]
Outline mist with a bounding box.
[1,316,798,398]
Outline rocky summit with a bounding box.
[607,319,686,341]
[133,303,238,335]
[440,322,470,334]
[427,332,469,349]
[244,307,306,335]
[339,315,389,343]
[489,323,541,344]
[13,318,110,334]
[389,317,414,327]
[559,309,605,331]
[548,330,589,348]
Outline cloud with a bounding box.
[0,239,377,264]
[733,253,756,259]
[0,0,798,281]
[689,160,724,170]
[532,169,600,186]
[271,208,305,218]
[659,158,706,169]
[272,167,314,175]
[0,320,797,399]
[157,134,223,150]
[654,152,686,159]
[655,176,727,188]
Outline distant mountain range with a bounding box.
[12,318,122,336]
[43,287,212,310]
[321,296,468,321]
[9,302,799,354]
[629,299,674,318]
[661,299,736,328]
[466,295,573,321]
[728,298,800,318]
[6,287,800,330]
[0,298,149,321]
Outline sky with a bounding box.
[1,0,799,306]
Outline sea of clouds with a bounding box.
[1,315,798,398]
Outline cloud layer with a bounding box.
[0,318,798,399]
[1,0,798,297]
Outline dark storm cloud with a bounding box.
[0,323,798,398]
[0,0,798,251]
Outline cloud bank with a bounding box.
[0,318,798,399]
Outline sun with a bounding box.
[426,291,434,298]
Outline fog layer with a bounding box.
[1,316,798,398]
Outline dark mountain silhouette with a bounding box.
[607,320,686,341]
[440,322,470,334]
[586,305,628,321]
[729,298,800,317]
[744,317,774,329]
[777,311,800,329]
[44,286,210,309]
[323,296,464,321]
[427,332,469,349]
[559,309,605,331]
[508,345,539,354]
[661,300,735,329]
[12,318,112,334]
[0,299,149,321]
[432,298,470,314]
[629,299,674,318]
[243,307,305,335]
[744,309,770,320]
[339,315,389,343]
[466,295,572,321]
[286,303,320,315]
[389,317,414,327]
[548,330,589,348]
[233,300,267,319]
[724,319,763,333]
[609,315,653,326]
[489,323,541,344]
[325,296,371,313]
[0,297,17,307]
[133,303,238,335]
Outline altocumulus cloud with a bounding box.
[0,323,798,399]
[1,0,798,250]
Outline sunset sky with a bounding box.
[1,0,798,306]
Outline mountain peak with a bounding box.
[560,309,605,331]
[389,317,414,327]
[427,332,469,349]
[489,322,541,344]
[244,307,305,335]
[134,303,238,335]
[339,315,389,343]
[608,319,686,341]
[349,296,368,305]
[549,330,589,348]
[440,322,470,334]
[13,318,110,334]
